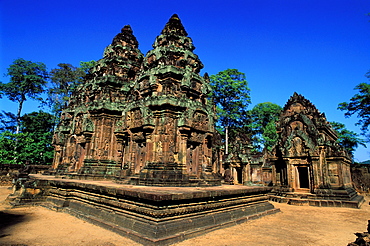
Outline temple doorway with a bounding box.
[275,158,288,186]
[236,167,243,184]
[297,166,310,189]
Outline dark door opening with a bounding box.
[297,166,309,189]
[276,159,288,186]
[236,167,243,184]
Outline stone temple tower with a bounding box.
[52,25,144,177]
[52,15,220,186]
[268,93,363,207]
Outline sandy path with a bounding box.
[0,186,140,246]
[0,186,368,246]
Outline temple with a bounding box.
[268,93,364,207]
[8,15,363,246]
[10,15,278,245]
[52,15,219,186]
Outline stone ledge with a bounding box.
[14,174,279,245]
[30,174,272,202]
[269,193,365,209]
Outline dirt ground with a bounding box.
[0,186,368,246]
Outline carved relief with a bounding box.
[127,109,143,129]
[74,115,83,135]
[290,121,304,131]
[288,137,306,157]
[189,131,204,144]
[191,111,209,132]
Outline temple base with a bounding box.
[269,187,364,208]
[10,174,279,246]
[134,162,221,187]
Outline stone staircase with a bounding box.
[269,188,365,208]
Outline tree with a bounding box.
[46,61,96,118]
[0,58,48,133]
[47,63,84,116]
[21,111,55,134]
[249,102,282,151]
[209,69,251,154]
[338,71,370,139]
[79,60,97,74]
[0,111,55,164]
[0,131,18,164]
[330,121,366,157]
[20,111,55,164]
[262,120,280,151]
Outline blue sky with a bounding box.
[1,0,369,161]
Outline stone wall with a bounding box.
[0,164,51,186]
[351,166,370,193]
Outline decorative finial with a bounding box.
[161,14,188,36]
[111,24,139,47]
[121,25,133,33]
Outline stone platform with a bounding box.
[11,174,279,245]
[269,188,365,208]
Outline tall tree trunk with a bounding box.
[225,126,228,155]
[16,99,24,134]
[14,99,24,163]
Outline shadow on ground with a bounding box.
[0,209,26,240]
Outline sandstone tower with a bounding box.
[269,93,363,207]
[52,15,220,186]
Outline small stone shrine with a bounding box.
[226,145,272,185]
[52,14,219,186]
[11,15,279,245]
[268,93,364,208]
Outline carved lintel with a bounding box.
[178,126,191,134]
[83,131,93,142]
[143,124,155,132]
[114,132,128,141]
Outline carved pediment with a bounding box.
[275,92,348,160]
[191,111,209,132]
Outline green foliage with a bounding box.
[21,111,55,134]
[47,63,85,116]
[79,60,97,74]
[262,120,279,151]
[338,71,370,138]
[0,131,17,164]
[0,131,54,165]
[0,58,48,133]
[1,58,48,102]
[209,69,251,154]
[209,69,251,129]
[330,121,366,156]
[46,61,96,117]
[0,111,55,164]
[249,102,282,151]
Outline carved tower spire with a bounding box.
[115,14,218,186]
[52,25,143,177]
